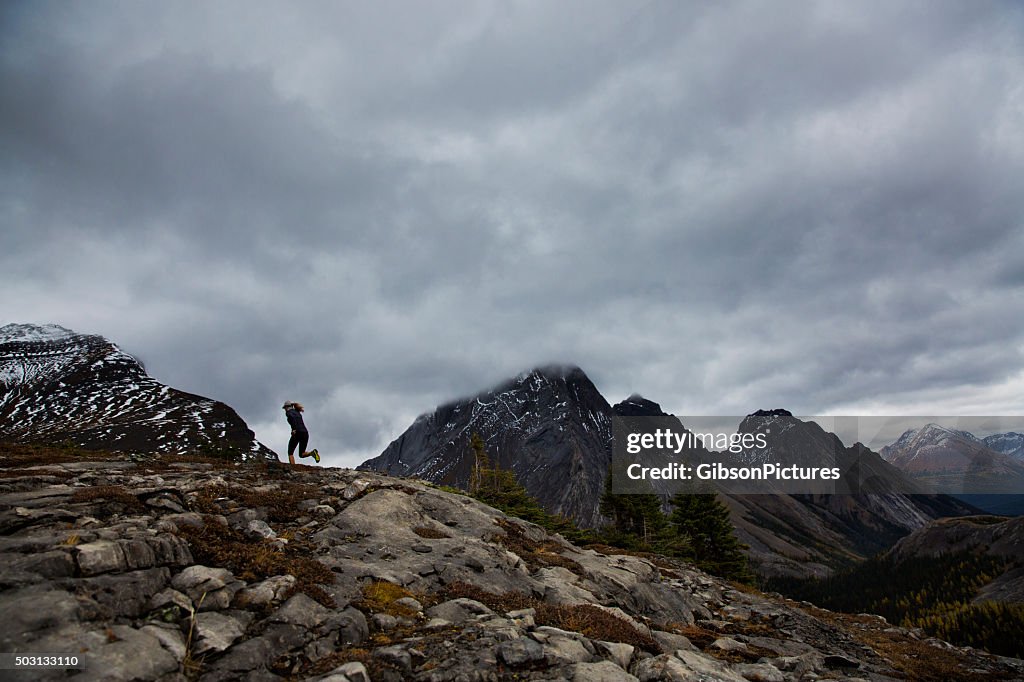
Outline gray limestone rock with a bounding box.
[171,565,242,610]
[652,630,698,654]
[426,597,494,623]
[536,629,595,666]
[497,636,546,666]
[141,623,187,660]
[372,613,398,631]
[633,654,701,682]
[78,567,172,617]
[674,650,749,681]
[311,661,371,682]
[119,537,157,569]
[76,625,179,682]
[595,640,635,669]
[394,596,423,612]
[734,662,786,682]
[373,644,412,671]
[232,574,296,609]
[634,650,750,682]
[572,660,640,682]
[190,610,246,654]
[712,636,749,652]
[341,479,372,500]
[245,519,277,540]
[0,459,1017,682]
[269,593,333,629]
[507,607,536,629]
[76,540,127,575]
[0,586,84,648]
[327,607,370,646]
[207,622,308,679]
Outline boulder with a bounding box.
[572,660,640,681]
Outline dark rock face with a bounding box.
[360,365,614,527]
[0,323,274,460]
[610,395,670,417]
[748,409,794,417]
[2,454,1020,681]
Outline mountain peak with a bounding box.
[0,322,77,344]
[612,394,669,417]
[361,363,612,526]
[747,408,794,417]
[518,363,587,382]
[1,322,273,460]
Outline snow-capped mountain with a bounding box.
[880,423,1023,476]
[880,423,1024,514]
[361,365,977,577]
[984,431,1024,460]
[360,365,613,526]
[0,323,274,460]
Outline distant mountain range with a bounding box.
[361,364,977,578]
[880,423,1024,515]
[0,323,273,459]
[984,431,1024,459]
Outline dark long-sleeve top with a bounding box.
[286,408,307,432]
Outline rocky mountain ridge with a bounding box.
[2,445,1021,681]
[364,368,976,579]
[0,323,273,460]
[884,515,1024,603]
[985,432,1024,460]
[880,423,1024,514]
[880,423,1023,475]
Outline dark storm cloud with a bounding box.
[2,1,1023,465]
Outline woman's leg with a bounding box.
[298,431,309,458]
[288,432,301,465]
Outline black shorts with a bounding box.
[288,430,309,456]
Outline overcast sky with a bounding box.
[3,1,1023,467]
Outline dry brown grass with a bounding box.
[303,647,388,680]
[493,518,584,575]
[70,485,146,515]
[440,581,660,652]
[175,516,335,607]
[0,468,77,480]
[801,604,1015,682]
[0,442,111,466]
[191,482,324,523]
[355,580,419,618]
[666,623,720,649]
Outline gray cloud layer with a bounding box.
[3,1,1023,466]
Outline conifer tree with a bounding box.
[598,472,690,556]
[469,432,489,494]
[669,491,751,582]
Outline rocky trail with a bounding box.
[1,444,1021,681]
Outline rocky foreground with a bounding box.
[1,445,1022,682]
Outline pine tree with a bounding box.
[599,472,665,545]
[597,472,691,557]
[468,432,489,494]
[466,436,591,542]
[669,492,751,582]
